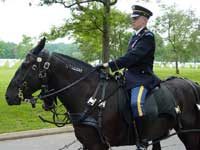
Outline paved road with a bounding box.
[0,132,185,150]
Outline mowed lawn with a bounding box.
[0,65,200,134]
[154,67,200,83]
[0,65,55,134]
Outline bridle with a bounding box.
[17,52,98,126]
[17,52,52,108]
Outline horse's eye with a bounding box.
[23,81,27,87]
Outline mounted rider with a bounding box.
[96,5,160,119]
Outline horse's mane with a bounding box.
[52,52,93,71]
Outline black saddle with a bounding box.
[144,83,177,120]
[118,81,177,124]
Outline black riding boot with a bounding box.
[134,117,149,150]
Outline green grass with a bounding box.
[0,65,55,134]
[154,67,200,83]
[0,65,199,134]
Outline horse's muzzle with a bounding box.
[5,94,21,105]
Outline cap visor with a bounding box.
[131,14,140,18]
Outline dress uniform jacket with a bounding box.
[109,27,160,90]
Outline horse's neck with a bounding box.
[49,55,98,113]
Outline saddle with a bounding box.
[144,83,177,120]
[118,79,177,124]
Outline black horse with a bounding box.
[5,38,200,150]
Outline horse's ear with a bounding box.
[32,37,46,55]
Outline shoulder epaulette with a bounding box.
[144,30,154,37]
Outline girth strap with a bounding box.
[69,113,99,128]
[69,75,109,145]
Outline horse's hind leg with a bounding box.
[177,133,200,150]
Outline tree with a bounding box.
[152,33,167,61]
[186,26,200,62]
[15,35,33,58]
[43,4,131,62]
[40,0,117,63]
[0,41,16,58]
[46,43,82,58]
[153,4,199,74]
[109,10,131,60]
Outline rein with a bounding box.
[38,68,97,100]
[35,67,98,127]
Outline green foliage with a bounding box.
[153,4,200,62]
[109,9,132,59]
[43,4,131,62]
[15,35,34,59]
[0,37,82,59]
[45,43,82,58]
[0,41,16,58]
[154,33,166,61]
[186,28,200,62]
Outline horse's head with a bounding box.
[5,37,49,106]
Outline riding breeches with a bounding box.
[131,85,148,117]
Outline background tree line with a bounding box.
[0,35,81,59]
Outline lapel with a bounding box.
[137,27,147,38]
[129,27,148,49]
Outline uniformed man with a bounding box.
[96,5,160,118]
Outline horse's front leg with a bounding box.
[79,145,87,150]
[74,125,109,150]
[79,140,108,150]
[152,142,161,150]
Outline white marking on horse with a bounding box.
[196,104,200,111]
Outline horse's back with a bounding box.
[163,77,200,128]
[163,77,199,105]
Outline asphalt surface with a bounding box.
[0,126,185,150]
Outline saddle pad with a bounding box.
[144,84,177,120]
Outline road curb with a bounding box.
[0,125,74,141]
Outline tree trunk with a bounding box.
[102,0,110,63]
[175,60,179,74]
[175,52,180,74]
